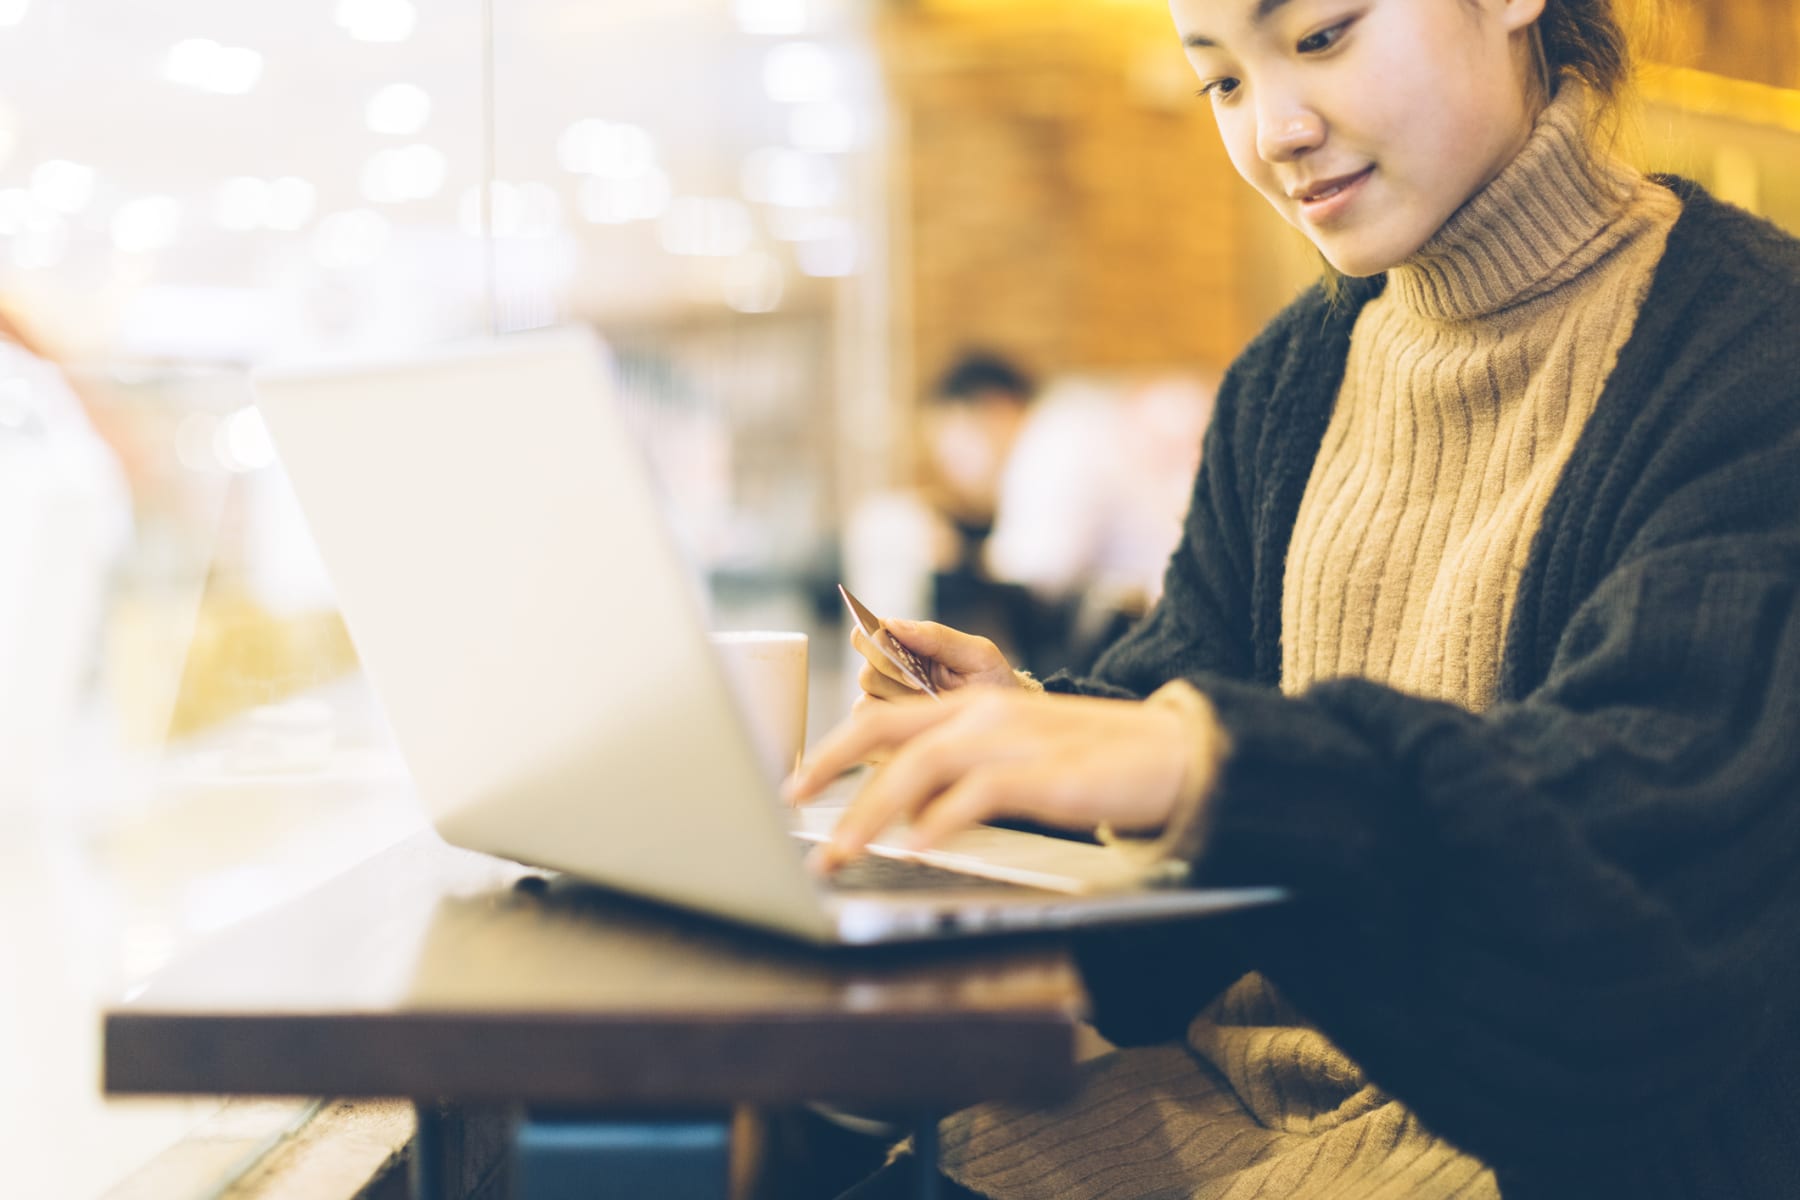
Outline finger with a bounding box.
[903,761,1065,851]
[819,714,1005,868]
[781,690,885,802]
[886,620,1009,681]
[784,699,956,804]
[850,627,914,689]
[858,660,917,702]
[845,695,897,767]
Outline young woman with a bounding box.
[788,0,1800,1195]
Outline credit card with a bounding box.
[836,584,941,698]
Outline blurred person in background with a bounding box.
[792,0,1800,1196]
[843,350,1048,662]
[919,350,1035,571]
[984,370,1217,672]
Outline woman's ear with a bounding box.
[1496,0,1549,35]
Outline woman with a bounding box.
[787,0,1800,1196]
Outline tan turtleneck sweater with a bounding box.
[1281,92,1681,708]
[938,87,1682,1200]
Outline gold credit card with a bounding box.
[836,584,940,698]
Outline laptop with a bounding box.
[253,329,1285,944]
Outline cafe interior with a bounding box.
[3,0,1798,1196]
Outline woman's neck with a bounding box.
[1385,84,1639,322]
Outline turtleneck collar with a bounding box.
[1385,85,1640,322]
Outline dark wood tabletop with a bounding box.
[104,831,1090,1109]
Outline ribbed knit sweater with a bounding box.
[939,108,1800,1200]
[1283,90,1679,706]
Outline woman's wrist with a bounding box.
[1098,680,1231,885]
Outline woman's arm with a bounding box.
[796,304,1332,1035]
[1186,496,1800,1173]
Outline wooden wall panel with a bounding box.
[878,6,1251,409]
[1651,0,1800,89]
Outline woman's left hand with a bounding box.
[784,689,1192,873]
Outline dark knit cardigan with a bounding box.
[1055,180,1800,1200]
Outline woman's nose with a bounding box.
[1256,105,1324,163]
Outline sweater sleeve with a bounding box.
[1184,447,1800,1169]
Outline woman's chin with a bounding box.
[1305,220,1435,279]
[1313,239,1404,279]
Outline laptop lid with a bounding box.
[254,329,838,941]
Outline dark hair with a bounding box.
[1535,0,1631,107]
[933,350,1035,404]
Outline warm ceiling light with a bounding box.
[222,409,276,473]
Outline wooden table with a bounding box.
[104,832,1089,1199]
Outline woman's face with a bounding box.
[1170,0,1546,276]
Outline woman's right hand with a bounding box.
[851,619,1020,710]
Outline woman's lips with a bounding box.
[1297,166,1374,224]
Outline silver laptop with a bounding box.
[253,329,1284,944]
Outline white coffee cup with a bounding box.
[709,631,809,784]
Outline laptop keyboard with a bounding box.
[823,853,1046,894]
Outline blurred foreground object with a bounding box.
[0,325,133,809]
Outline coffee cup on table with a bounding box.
[708,631,808,784]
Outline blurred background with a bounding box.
[1,0,1797,1195]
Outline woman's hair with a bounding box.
[1532,0,1632,111]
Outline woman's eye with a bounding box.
[1297,20,1351,54]
[1197,78,1241,101]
